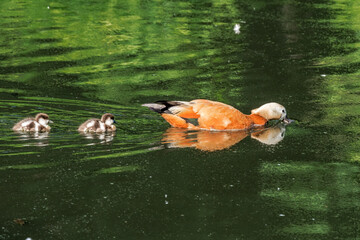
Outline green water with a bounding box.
[1,0,360,239]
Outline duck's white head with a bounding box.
[101,113,116,126]
[35,113,53,126]
[251,102,291,122]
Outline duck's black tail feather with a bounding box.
[141,101,189,114]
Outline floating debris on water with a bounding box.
[13,218,26,226]
[234,24,241,34]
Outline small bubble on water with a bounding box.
[279,214,285,217]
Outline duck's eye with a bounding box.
[282,109,285,113]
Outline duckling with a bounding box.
[12,113,53,132]
[78,113,116,133]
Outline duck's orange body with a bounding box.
[143,99,282,131]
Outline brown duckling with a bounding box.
[12,113,53,132]
[78,113,116,133]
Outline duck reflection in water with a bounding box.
[79,132,116,145]
[161,124,287,151]
[15,131,50,147]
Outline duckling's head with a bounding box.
[35,113,53,126]
[251,102,292,123]
[101,113,116,126]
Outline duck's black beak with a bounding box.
[283,115,294,124]
[113,119,117,124]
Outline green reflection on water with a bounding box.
[0,0,360,239]
[0,151,40,157]
[97,165,141,174]
[0,163,54,170]
[282,223,330,234]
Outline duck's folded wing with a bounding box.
[142,101,200,119]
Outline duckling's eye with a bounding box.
[282,109,285,113]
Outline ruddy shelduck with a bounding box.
[13,113,53,132]
[142,99,292,130]
[78,113,116,133]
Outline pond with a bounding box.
[1,0,360,239]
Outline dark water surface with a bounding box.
[1,0,360,239]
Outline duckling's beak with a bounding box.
[49,120,54,124]
[283,115,294,124]
[113,119,117,124]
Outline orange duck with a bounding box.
[142,99,292,130]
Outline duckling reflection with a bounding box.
[15,131,50,147]
[79,132,116,145]
[161,124,286,151]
